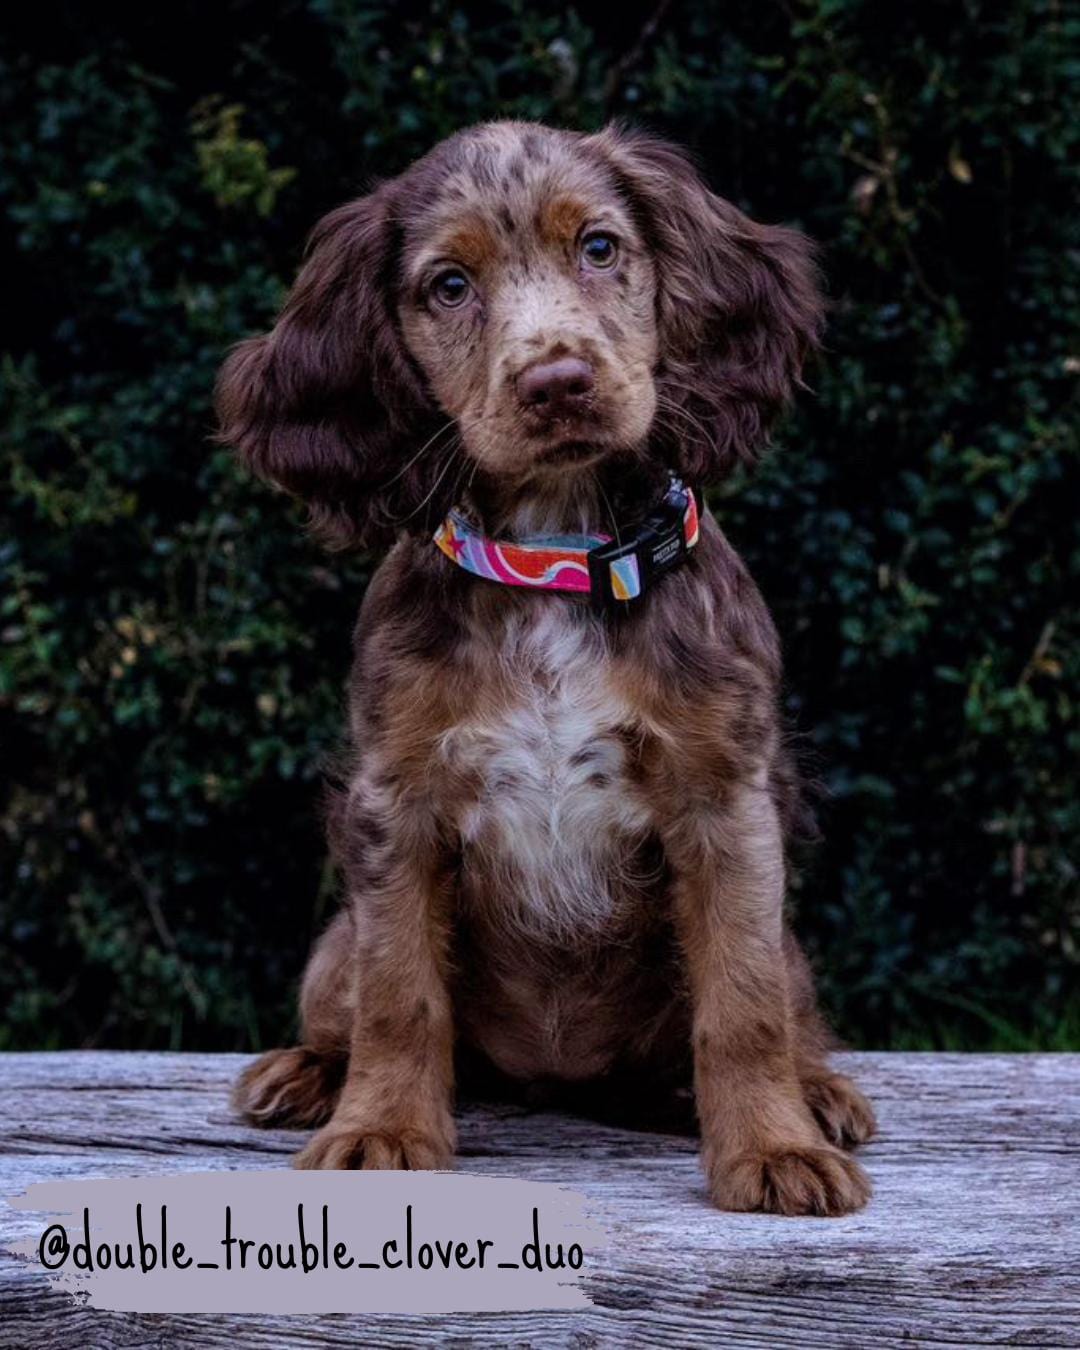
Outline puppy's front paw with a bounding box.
[294,1123,453,1171]
[803,1071,877,1149]
[233,1047,344,1129]
[708,1144,871,1216]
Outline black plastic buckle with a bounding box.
[586,490,691,610]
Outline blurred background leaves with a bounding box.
[1,0,1077,1050]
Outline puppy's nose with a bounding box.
[517,357,595,417]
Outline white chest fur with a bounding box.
[437,606,655,943]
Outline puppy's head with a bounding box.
[216,122,824,549]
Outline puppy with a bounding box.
[217,121,876,1214]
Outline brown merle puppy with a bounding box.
[217,121,876,1214]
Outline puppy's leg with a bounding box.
[784,931,877,1150]
[294,773,456,1171]
[232,912,353,1129]
[666,781,870,1215]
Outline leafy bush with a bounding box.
[2,0,1077,1050]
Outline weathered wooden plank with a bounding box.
[1,1052,1078,1347]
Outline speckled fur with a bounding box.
[218,121,876,1213]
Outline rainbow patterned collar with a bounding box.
[434,476,700,608]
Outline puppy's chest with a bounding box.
[436,608,655,938]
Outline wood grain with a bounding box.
[1,1052,1078,1346]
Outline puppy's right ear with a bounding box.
[215,187,437,550]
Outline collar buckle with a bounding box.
[587,487,695,610]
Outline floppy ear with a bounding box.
[592,125,825,483]
[215,187,445,550]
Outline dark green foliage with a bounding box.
[2,1,1076,1050]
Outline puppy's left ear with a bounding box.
[591,125,825,483]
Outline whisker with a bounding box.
[595,475,623,553]
[654,393,721,461]
[378,417,458,491]
[394,441,463,525]
[445,448,476,518]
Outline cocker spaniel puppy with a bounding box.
[217,121,876,1214]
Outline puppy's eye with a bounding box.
[431,269,472,309]
[581,233,618,269]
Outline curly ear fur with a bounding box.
[215,187,445,551]
[592,125,826,483]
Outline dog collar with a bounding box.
[433,476,700,607]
